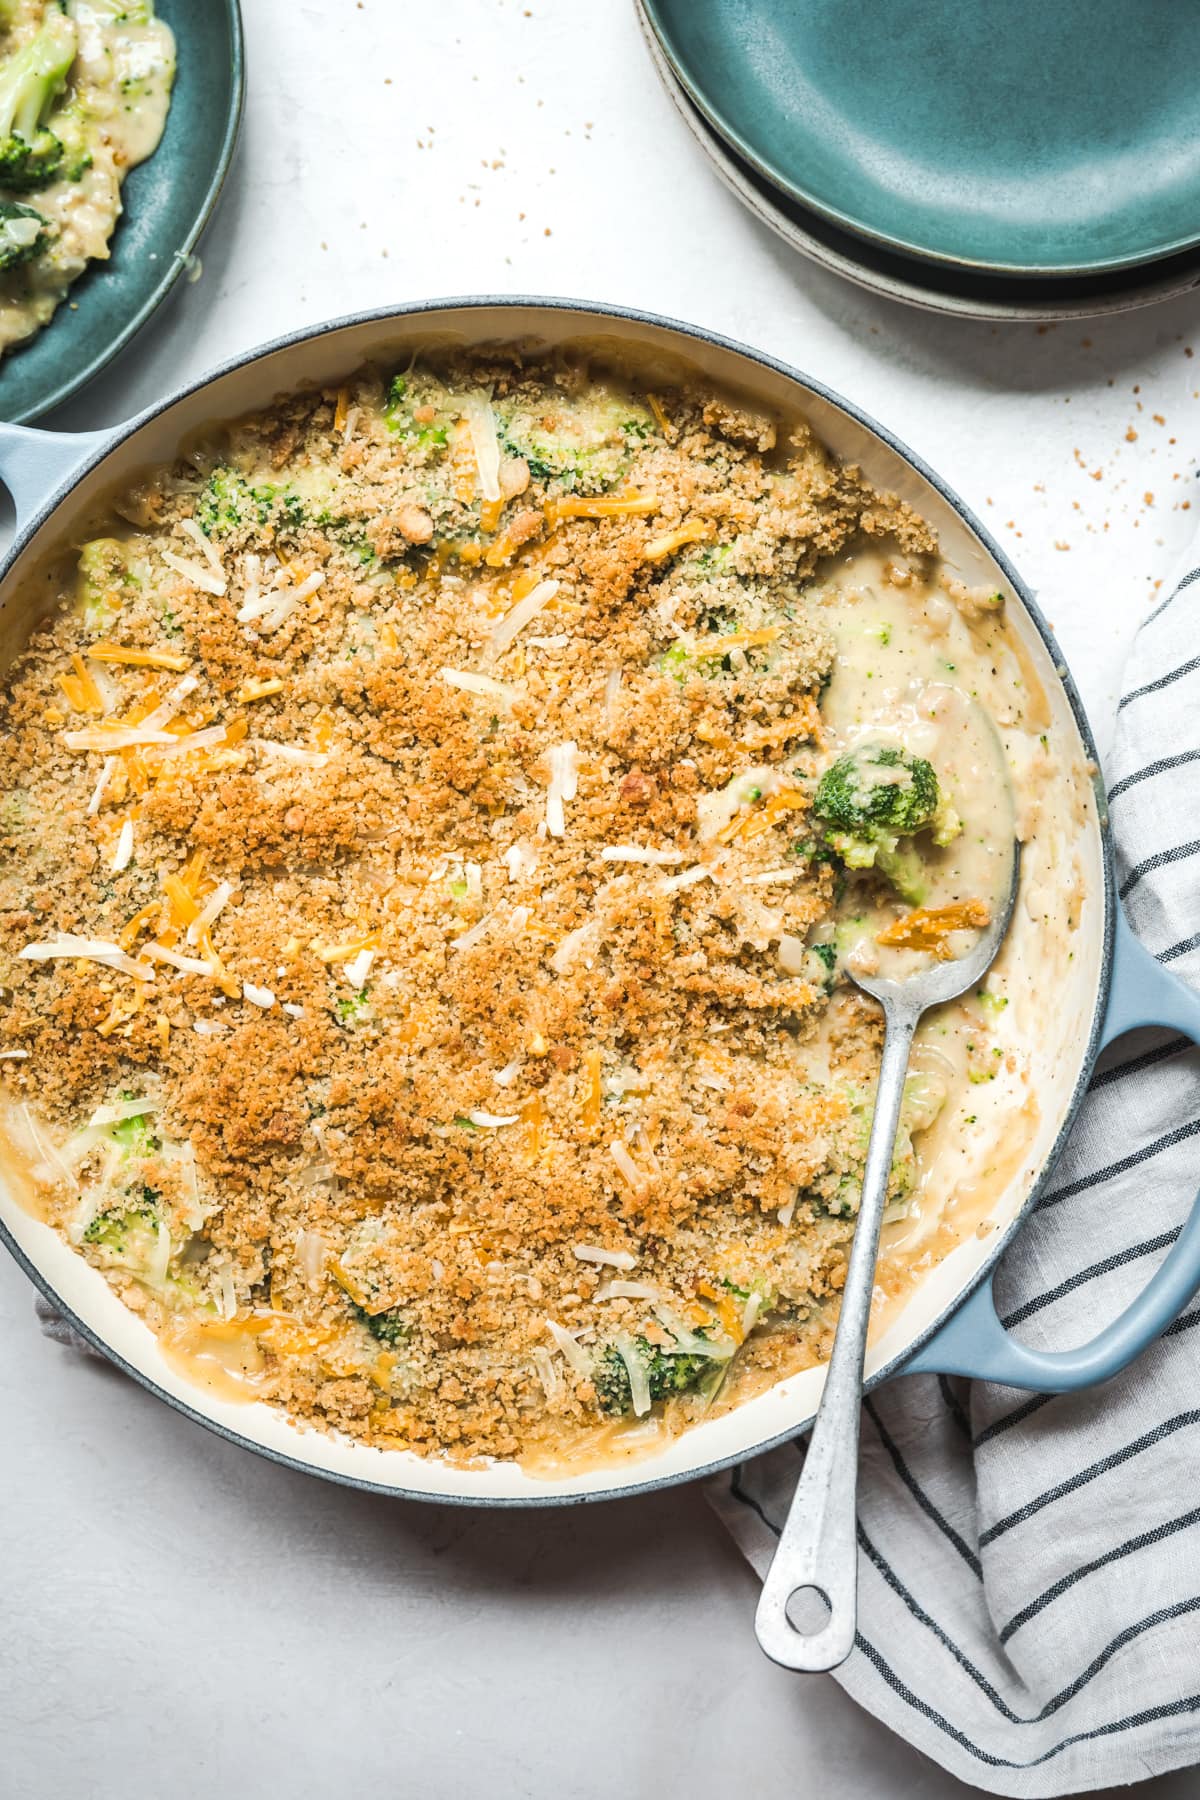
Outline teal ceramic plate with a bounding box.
[642,0,1200,278]
[636,0,1200,320]
[0,0,244,425]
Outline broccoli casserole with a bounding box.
[0,347,1044,1466]
[0,0,174,360]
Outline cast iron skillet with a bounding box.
[0,298,1197,1506]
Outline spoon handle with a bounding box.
[755,995,921,1671]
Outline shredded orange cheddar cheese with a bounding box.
[876,899,992,958]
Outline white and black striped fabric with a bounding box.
[710,556,1200,1796]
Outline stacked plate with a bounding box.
[637,0,1200,321]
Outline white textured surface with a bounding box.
[3,2,1199,1793]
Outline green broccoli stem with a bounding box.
[0,10,77,192]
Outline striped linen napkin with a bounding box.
[709,552,1200,1795]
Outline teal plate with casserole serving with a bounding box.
[641,0,1200,278]
[0,0,244,425]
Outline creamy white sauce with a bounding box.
[791,549,1084,1276]
[0,1,175,357]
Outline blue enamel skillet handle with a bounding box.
[0,422,115,537]
[906,907,1200,1390]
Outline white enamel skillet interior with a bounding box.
[0,297,1187,1509]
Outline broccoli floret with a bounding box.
[196,467,274,537]
[788,835,836,868]
[0,196,49,268]
[812,1069,948,1221]
[83,1185,160,1260]
[383,374,451,453]
[811,744,960,903]
[815,744,939,839]
[497,392,652,495]
[353,1303,407,1345]
[76,536,139,629]
[45,93,89,178]
[0,11,77,192]
[592,1336,718,1416]
[805,939,838,993]
[335,988,371,1027]
[197,469,325,540]
[109,1107,160,1157]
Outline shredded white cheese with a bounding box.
[179,518,227,580]
[489,579,559,655]
[595,1279,661,1302]
[110,818,134,872]
[609,1140,649,1193]
[464,390,502,502]
[342,948,375,989]
[88,661,122,714]
[658,864,713,894]
[65,724,176,752]
[450,911,494,953]
[466,1109,520,1128]
[156,724,233,759]
[19,935,154,983]
[142,942,214,977]
[162,548,226,597]
[294,1227,327,1288]
[88,1096,159,1127]
[439,666,521,705]
[744,867,802,886]
[85,755,117,815]
[238,569,325,631]
[502,841,538,883]
[71,673,202,752]
[550,919,596,975]
[545,740,579,838]
[242,982,276,1008]
[187,880,234,945]
[544,1319,593,1379]
[281,1002,305,1020]
[492,1057,521,1087]
[572,1244,638,1271]
[614,1331,652,1417]
[21,1104,77,1192]
[600,844,686,866]
[531,1345,565,1405]
[141,673,202,734]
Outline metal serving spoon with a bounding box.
[755,841,1021,1672]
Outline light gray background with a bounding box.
[3,2,1199,1793]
